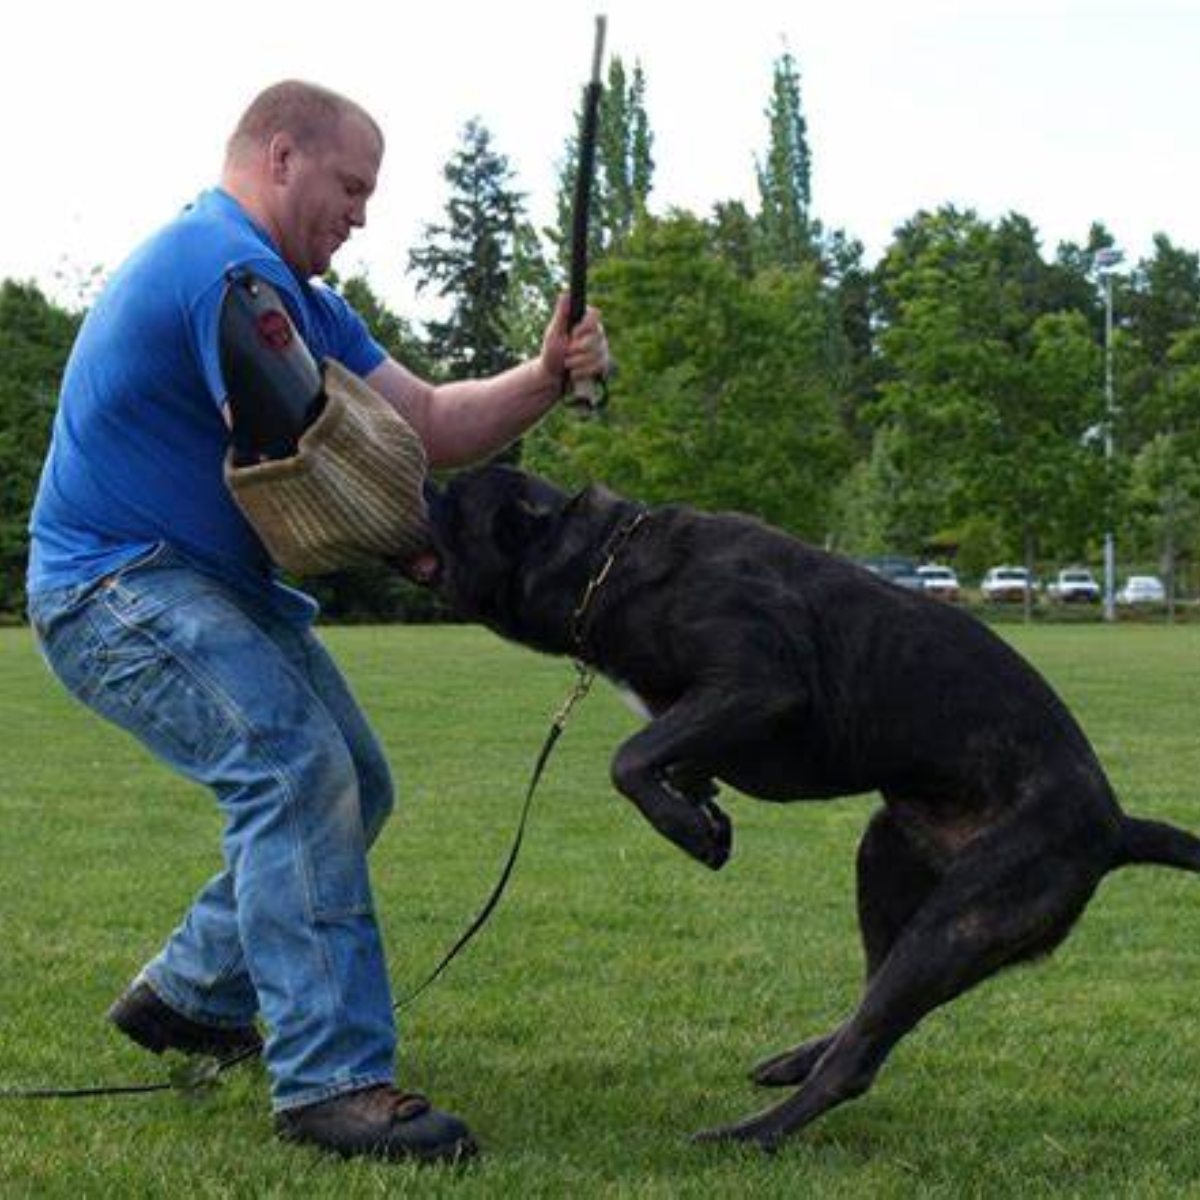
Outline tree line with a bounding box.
[1,51,1197,620]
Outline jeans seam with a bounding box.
[283,762,346,1026]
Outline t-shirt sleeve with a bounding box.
[315,286,388,378]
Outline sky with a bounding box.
[4,0,1196,316]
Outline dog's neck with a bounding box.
[512,500,648,661]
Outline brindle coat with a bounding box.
[420,464,1200,1150]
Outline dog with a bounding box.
[415,464,1200,1150]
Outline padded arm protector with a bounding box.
[220,269,325,466]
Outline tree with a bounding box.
[1126,327,1200,614]
[1119,236,1200,454]
[525,212,850,539]
[755,50,816,269]
[553,56,655,271]
[1126,236,1200,369]
[871,209,1108,603]
[0,280,81,612]
[710,200,759,280]
[336,272,439,381]
[409,118,525,380]
[497,221,558,362]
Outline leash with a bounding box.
[0,509,650,1103]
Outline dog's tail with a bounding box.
[1115,815,1200,873]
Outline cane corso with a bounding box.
[417,464,1200,1150]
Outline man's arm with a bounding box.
[365,297,608,470]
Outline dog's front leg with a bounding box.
[609,696,746,870]
[612,740,730,870]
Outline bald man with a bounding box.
[27,79,609,1165]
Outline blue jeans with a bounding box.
[28,545,398,1110]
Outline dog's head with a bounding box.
[416,465,584,638]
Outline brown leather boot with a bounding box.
[276,1084,479,1164]
[108,981,262,1061]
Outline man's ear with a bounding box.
[495,498,555,556]
[268,132,295,184]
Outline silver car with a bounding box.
[1117,575,1166,605]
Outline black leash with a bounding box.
[0,510,650,1104]
[393,662,595,1011]
[396,507,647,1012]
[0,679,591,1103]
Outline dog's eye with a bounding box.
[494,500,552,555]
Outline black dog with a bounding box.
[418,464,1199,1150]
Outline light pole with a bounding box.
[1095,247,1123,623]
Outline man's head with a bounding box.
[222,80,384,279]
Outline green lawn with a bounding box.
[1,623,1199,1197]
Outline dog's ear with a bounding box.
[494,497,555,556]
[569,482,621,516]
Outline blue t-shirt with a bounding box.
[27,188,387,622]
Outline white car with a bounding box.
[1047,568,1101,604]
[1118,575,1166,605]
[982,566,1036,603]
[917,564,960,601]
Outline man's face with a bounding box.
[274,113,382,278]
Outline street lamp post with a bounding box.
[1095,247,1123,624]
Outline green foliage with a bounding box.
[1125,327,1200,594]
[0,280,80,612]
[1126,235,1200,370]
[871,208,1109,564]
[338,273,439,381]
[298,564,454,625]
[497,221,558,362]
[526,212,850,537]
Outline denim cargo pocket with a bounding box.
[90,603,240,770]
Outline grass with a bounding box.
[1,622,1199,1197]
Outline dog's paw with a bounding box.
[700,797,732,870]
[668,797,731,870]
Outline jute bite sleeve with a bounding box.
[224,358,430,575]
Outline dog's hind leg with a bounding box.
[752,807,942,1088]
[700,804,1104,1149]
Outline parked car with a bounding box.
[982,566,1036,603]
[859,556,924,592]
[917,564,960,601]
[1118,575,1166,606]
[1046,567,1101,604]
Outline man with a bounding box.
[26,80,609,1164]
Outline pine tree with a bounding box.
[553,57,655,272]
[498,221,558,361]
[408,118,525,379]
[628,65,654,222]
[756,50,816,268]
